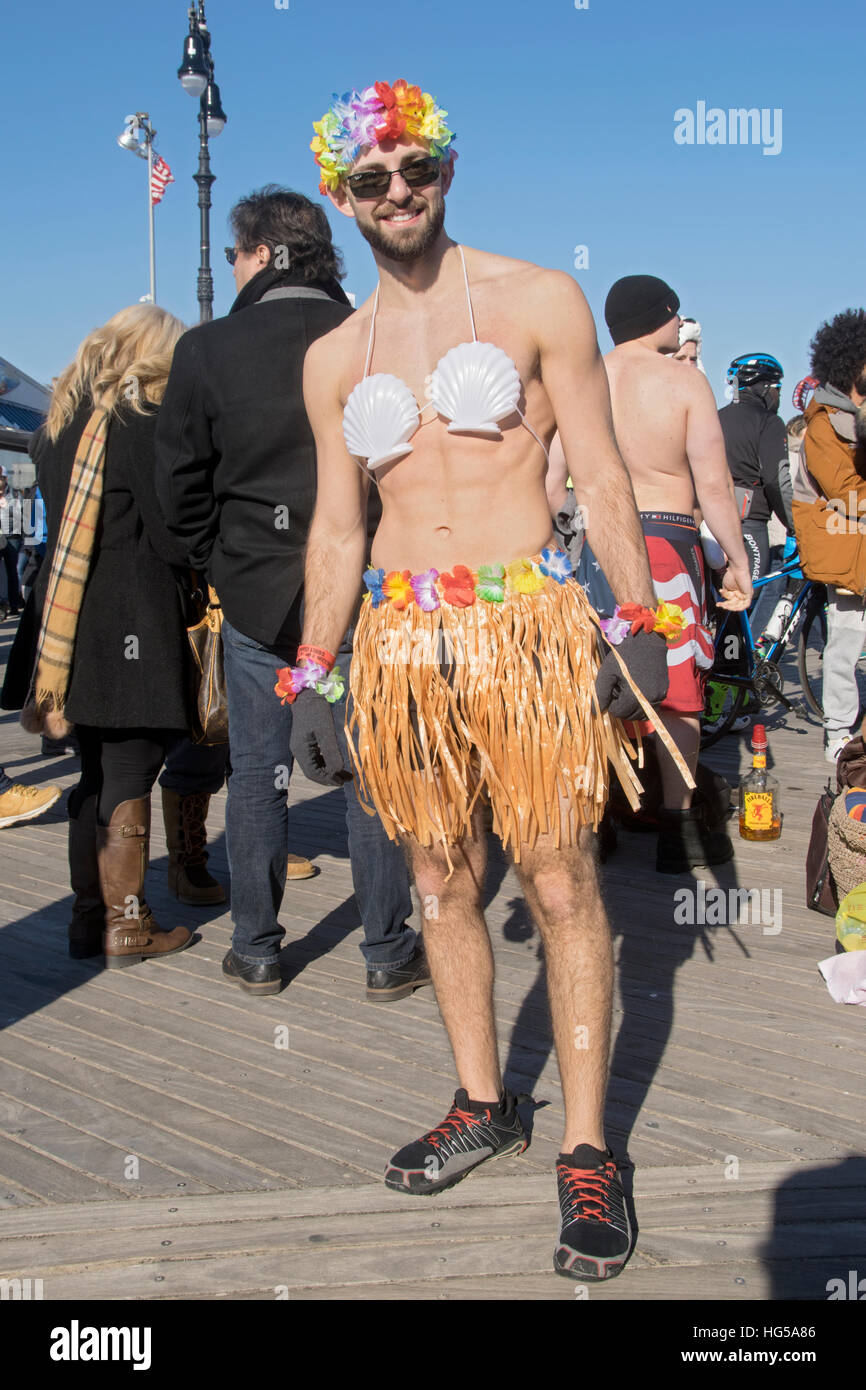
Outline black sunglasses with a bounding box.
[345,155,441,200]
[225,246,239,266]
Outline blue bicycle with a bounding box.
[700,552,827,748]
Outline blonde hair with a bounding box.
[46,304,187,442]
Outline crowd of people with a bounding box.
[1,74,865,1284]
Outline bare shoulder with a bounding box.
[677,360,719,411]
[461,245,585,311]
[611,347,717,404]
[304,300,374,404]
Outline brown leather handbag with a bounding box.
[187,583,229,745]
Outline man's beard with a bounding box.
[357,197,446,262]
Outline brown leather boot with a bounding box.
[97,797,193,969]
[161,788,226,905]
[68,795,104,959]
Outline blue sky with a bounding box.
[3,0,861,409]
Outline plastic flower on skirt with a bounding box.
[411,568,441,611]
[506,558,545,595]
[539,547,572,584]
[363,567,386,608]
[383,569,415,610]
[653,601,686,642]
[439,564,477,607]
[475,564,505,603]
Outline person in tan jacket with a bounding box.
[791,309,866,761]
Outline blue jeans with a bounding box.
[160,738,229,796]
[221,616,416,967]
[0,765,13,794]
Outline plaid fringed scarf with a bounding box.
[21,408,110,738]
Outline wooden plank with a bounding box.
[0,1133,127,1204]
[4,1005,377,1189]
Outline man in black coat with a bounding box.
[155,187,427,999]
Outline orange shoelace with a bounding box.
[426,1105,488,1150]
[558,1161,620,1225]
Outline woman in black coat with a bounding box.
[9,305,196,966]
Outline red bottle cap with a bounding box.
[752,723,768,750]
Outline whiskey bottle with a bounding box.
[739,724,781,840]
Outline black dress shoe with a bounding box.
[366,945,432,1002]
[222,949,281,995]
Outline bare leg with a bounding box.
[406,807,501,1102]
[656,711,700,811]
[514,827,612,1152]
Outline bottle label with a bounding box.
[753,754,767,767]
[744,792,773,829]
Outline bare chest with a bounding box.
[344,297,540,408]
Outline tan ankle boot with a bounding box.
[162,789,226,905]
[97,798,193,969]
[68,795,103,959]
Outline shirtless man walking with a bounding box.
[602,276,753,871]
[282,81,685,1281]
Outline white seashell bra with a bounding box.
[341,245,549,471]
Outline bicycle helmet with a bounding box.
[726,352,784,390]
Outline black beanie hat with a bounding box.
[604,275,681,345]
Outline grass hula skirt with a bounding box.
[348,572,693,865]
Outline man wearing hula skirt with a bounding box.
[279,79,694,1282]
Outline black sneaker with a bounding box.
[554,1144,632,1281]
[385,1088,528,1194]
[366,945,432,1002]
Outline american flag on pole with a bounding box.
[150,156,175,206]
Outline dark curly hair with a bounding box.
[809,308,866,395]
[229,185,345,284]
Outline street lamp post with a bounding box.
[117,113,157,304]
[177,1,227,323]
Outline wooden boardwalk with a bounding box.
[1,611,864,1301]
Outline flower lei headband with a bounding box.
[311,80,456,194]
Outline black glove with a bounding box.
[595,629,669,721]
[289,688,353,786]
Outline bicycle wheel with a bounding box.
[797,588,827,718]
[700,679,750,749]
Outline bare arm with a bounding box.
[300,336,370,657]
[685,375,753,609]
[537,273,654,608]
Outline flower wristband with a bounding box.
[274,662,345,706]
[600,601,686,646]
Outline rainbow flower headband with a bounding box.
[311,80,455,194]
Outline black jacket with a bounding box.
[2,401,192,728]
[154,285,353,647]
[718,393,793,529]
